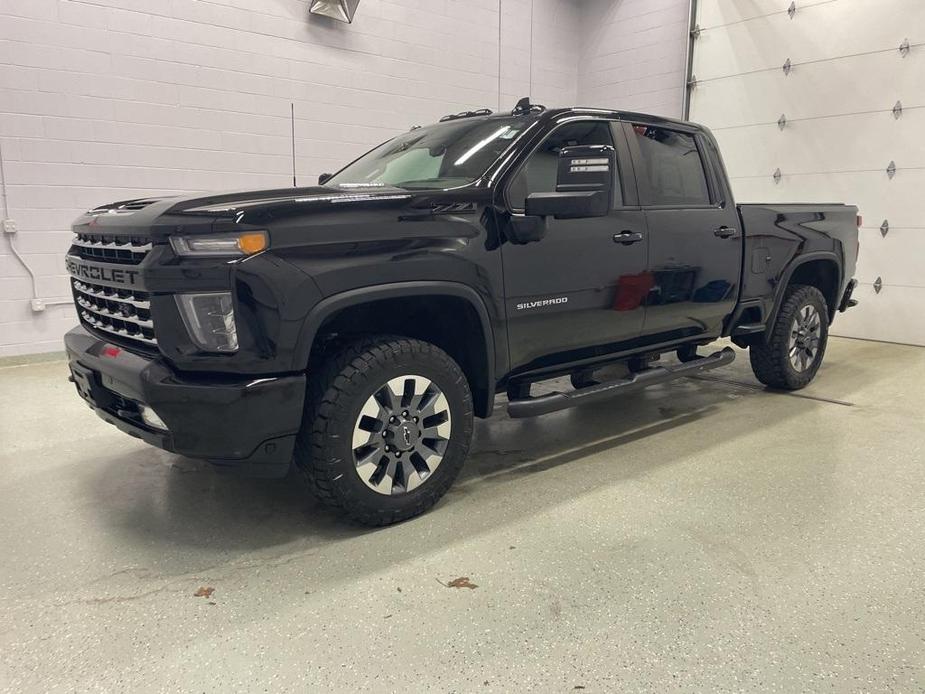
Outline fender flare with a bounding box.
[294,280,497,412]
[767,251,842,330]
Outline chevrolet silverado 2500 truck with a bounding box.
[64,100,859,525]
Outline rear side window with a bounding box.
[630,124,710,206]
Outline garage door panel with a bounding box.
[831,283,925,345]
[695,0,925,78]
[693,1,923,345]
[697,0,810,28]
[713,109,925,176]
[855,228,925,287]
[690,51,925,128]
[731,170,925,233]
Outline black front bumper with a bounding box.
[64,326,305,476]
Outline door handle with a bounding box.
[613,230,644,245]
[714,226,739,239]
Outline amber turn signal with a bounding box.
[237,232,268,255]
[170,231,269,257]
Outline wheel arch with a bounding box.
[769,252,842,329]
[295,282,497,417]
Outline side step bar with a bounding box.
[507,347,736,418]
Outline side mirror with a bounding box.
[506,144,615,244]
[318,172,333,185]
[525,191,608,219]
[525,144,614,219]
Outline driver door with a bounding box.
[501,120,649,372]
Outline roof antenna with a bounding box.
[512,96,545,116]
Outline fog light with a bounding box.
[140,405,168,431]
[176,292,239,353]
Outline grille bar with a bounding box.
[75,296,153,328]
[73,280,150,309]
[80,311,159,345]
[71,232,152,265]
[72,238,153,252]
[72,277,157,347]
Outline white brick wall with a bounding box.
[578,0,689,118]
[0,0,684,356]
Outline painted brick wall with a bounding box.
[578,0,689,118]
[0,0,683,356]
[0,0,587,356]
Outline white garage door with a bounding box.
[689,0,925,345]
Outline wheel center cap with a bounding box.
[391,421,418,451]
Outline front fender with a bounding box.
[293,281,500,413]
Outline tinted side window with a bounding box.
[508,121,620,210]
[630,125,710,206]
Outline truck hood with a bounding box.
[168,184,415,215]
[73,185,487,238]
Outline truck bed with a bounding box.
[736,202,859,322]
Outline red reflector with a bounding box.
[856,214,862,228]
[102,346,121,358]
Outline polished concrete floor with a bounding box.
[1,336,923,692]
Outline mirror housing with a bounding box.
[505,143,615,244]
[520,143,614,222]
[552,144,614,209]
[525,191,608,219]
[318,172,333,185]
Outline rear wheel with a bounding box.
[295,336,473,526]
[749,284,828,390]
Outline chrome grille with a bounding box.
[72,279,157,346]
[71,233,152,265]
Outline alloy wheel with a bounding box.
[788,304,821,372]
[351,375,452,495]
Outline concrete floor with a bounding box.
[0,337,923,692]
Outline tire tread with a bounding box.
[294,335,472,526]
[749,284,828,390]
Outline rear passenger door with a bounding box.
[623,121,742,340]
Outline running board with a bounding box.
[507,347,736,418]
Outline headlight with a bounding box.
[170,231,268,257]
[175,292,239,352]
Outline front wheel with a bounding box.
[749,284,829,390]
[295,336,474,526]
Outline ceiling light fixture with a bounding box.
[309,0,360,23]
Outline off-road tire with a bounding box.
[749,284,829,390]
[295,335,473,526]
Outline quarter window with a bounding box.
[508,121,620,210]
[630,125,710,206]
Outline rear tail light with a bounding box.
[856,214,862,228]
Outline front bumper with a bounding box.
[64,326,305,476]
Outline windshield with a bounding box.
[327,117,533,190]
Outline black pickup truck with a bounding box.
[64,99,859,525]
